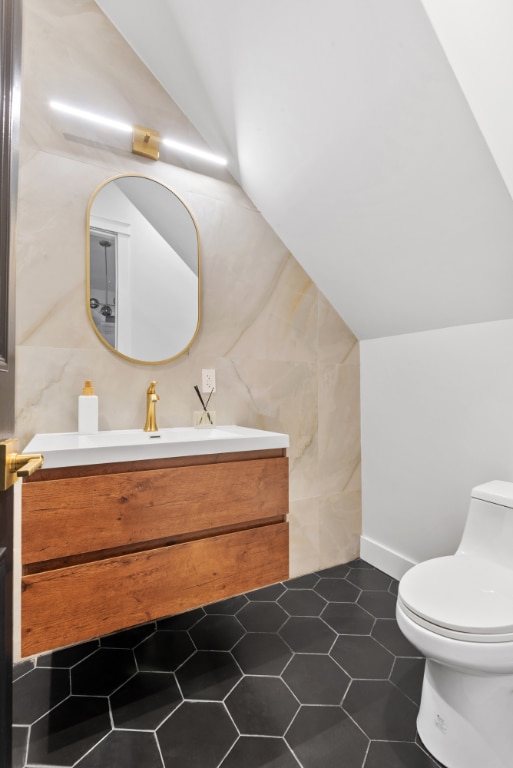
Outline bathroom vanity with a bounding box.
[21,427,289,656]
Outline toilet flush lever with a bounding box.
[0,438,44,491]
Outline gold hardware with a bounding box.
[0,438,44,491]
[14,455,45,477]
[144,381,160,432]
[132,125,160,160]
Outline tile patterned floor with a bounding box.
[12,559,444,767]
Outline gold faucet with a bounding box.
[144,381,160,432]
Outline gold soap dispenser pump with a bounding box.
[78,379,99,434]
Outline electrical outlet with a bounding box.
[202,368,216,394]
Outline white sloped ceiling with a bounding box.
[96,0,513,340]
[421,0,513,204]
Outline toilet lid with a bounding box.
[398,555,513,635]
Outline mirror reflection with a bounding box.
[87,174,200,364]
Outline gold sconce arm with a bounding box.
[0,439,44,490]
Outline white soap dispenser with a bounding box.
[78,380,98,433]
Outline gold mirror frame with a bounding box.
[86,174,201,364]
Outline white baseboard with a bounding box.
[359,535,415,581]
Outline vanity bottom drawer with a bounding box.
[21,522,289,657]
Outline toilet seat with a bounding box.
[398,555,513,642]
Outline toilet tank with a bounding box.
[456,481,513,569]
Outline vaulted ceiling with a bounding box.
[96,0,513,339]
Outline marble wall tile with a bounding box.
[223,358,319,503]
[21,0,231,183]
[15,0,361,578]
[319,490,362,570]
[187,195,295,359]
[318,361,361,499]
[16,153,102,348]
[289,498,321,577]
[318,293,359,365]
[227,256,319,364]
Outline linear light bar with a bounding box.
[50,100,228,166]
[162,138,227,166]
[50,100,132,133]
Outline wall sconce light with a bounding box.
[49,100,227,166]
[132,125,160,160]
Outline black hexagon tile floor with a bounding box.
[12,559,444,768]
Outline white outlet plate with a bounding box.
[202,368,216,394]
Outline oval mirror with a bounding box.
[87,174,200,364]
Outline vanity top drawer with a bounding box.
[22,455,288,565]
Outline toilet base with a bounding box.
[418,658,513,768]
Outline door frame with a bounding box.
[0,0,22,765]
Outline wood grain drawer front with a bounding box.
[22,457,288,565]
[22,522,289,657]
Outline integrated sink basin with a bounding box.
[25,425,289,468]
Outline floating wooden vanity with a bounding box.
[21,446,289,656]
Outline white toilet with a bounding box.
[396,480,513,768]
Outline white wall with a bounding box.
[360,319,513,579]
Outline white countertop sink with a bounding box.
[25,425,289,469]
